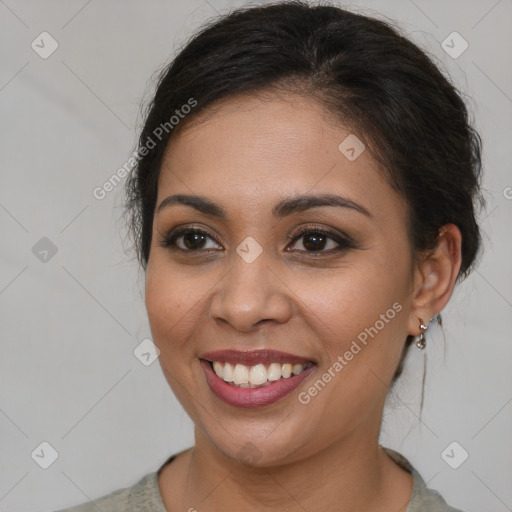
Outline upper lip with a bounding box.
[200,349,314,366]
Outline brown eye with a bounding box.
[159,228,222,252]
[287,227,354,253]
[300,232,330,251]
[182,231,208,250]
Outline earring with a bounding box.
[416,318,428,350]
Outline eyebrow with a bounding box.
[157,194,225,217]
[273,194,372,219]
[156,193,373,219]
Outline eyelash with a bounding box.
[158,225,355,255]
[287,225,355,253]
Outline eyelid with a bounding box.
[158,225,222,251]
[286,224,355,251]
[160,223,354,254]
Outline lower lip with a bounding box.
[200,360,315,408]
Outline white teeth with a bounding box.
[292,363,304,375]
[211,361,310,387]
[249,364,268,385]
[267,362,282,381]
[223,362,234,382]
[233,363,249,385]
[213,361,223,378]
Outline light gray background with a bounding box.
[1,1,511,511]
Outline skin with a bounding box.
[145,91,462,512]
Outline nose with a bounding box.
[210,253,293,333]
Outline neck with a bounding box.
[163,428,412,512]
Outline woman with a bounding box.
[57,1,482,510]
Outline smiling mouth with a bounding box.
[202,360,316,389]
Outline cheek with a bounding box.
[144,258,197,357]
[290,268,407,435]
[294,260,408,375]
[145,267,175,339]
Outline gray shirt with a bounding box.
[54,446,465,512]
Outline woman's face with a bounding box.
[145,92,420,465]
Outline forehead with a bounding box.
[157,92,404,223]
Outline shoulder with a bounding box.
[381,446,466,512]
[412,486,466,512]
[53,472,165,512]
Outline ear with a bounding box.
[407,223,462,335]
